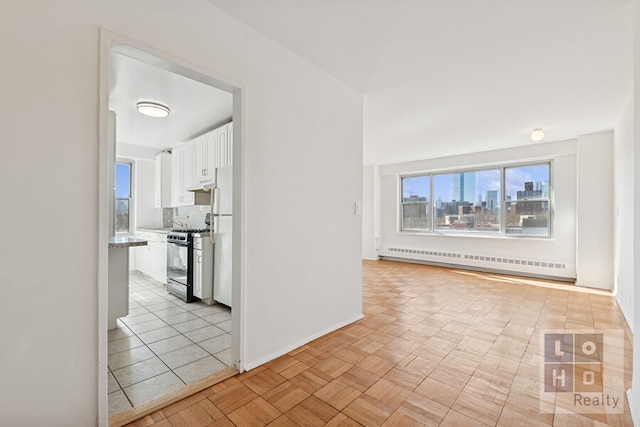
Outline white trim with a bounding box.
[244,314,365,371]
[628,389,639,426]
[97,28,111,427]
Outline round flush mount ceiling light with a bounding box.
[530,128,544,142]
[136,101,170,118]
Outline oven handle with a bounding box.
[167,241,189,247]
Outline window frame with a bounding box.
[400,174,432,232]
[399,160,552,238]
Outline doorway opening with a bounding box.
[98,32,243,425]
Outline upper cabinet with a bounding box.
[171,144,195,207]
[167,121,233,206]
[154,152,172,208]
[191,122,233,187]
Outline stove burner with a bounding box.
[171,228,210,233]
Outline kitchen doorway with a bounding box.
[98,31,243,426]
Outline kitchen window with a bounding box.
[400,161,551,237]
[115,161,132,233]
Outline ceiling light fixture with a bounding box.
[136,101,170,118]
[531,128,544,142]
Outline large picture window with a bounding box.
[400,162,551,237]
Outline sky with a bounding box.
[115,162,131,198]
[403,164,549,203]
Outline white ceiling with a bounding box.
[207,0,632,165]
[109,51,233,151]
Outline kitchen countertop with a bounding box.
[136,227,172,234]
[108,236,148,248]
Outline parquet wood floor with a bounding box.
[124,260,633,426]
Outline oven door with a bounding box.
[167,241,188,285]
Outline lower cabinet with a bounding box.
[135,231,168,283]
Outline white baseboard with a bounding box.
[628,388,639,426]
[244,313,365,371]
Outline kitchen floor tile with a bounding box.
[121,312,158,327]
[172,318,211,334]
[109,272,233,417]
[158,344,210,369]
[184,325,226,343]
[108,371,120,394]
[123,371,185,407]
[108,322,134,342]
[108,390,132,417]
[127,318,170,335]
[199,333,232,355]
[109,345,156,370]
[214,348,234,366]
[188,305,228,317]
[136,297,174,308]
[137,326,180,345]
[112,357,170,388]
[108,335,145,356]
[152,306,187,319]
[173,356,227,384]
[216,319,232,333]
[200,312,232,325]
[162,311,198,325]
[145,300,181,312]
[148,335,194,355]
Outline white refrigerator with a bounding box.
[212,164,232,307]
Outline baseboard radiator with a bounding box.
[380,247,576,283]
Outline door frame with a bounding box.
[98,29,246,426]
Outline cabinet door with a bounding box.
[193,135,208,183]
[218,124,229,167]
[170,145,195,207]
[193,249,203,298]
[182,143,195,205]
[226,122,233,166]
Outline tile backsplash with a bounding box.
[175,206,211,229]
[162,208,174,228]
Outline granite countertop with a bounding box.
[108,236,148,248]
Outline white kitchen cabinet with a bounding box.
[193,133,216,185]
[192,122,233,186]
[170,143,195,207]
[154,152,172,208]
[135,231,168,283]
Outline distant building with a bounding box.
[485,190,498,210]
[451,172,475,204]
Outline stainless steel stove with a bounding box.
[166,227,212,303]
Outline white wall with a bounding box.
[376,140,579,280]
[362,165,378,260]
[0,1,363,426]
[629,0,640,423]
[575,131,615,289]
[614,95,634,328]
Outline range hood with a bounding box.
[186,183,215,193]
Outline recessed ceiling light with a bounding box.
[531,128,544,142]
[136,101,170,118]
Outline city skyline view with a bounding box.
[403,164,550,204]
